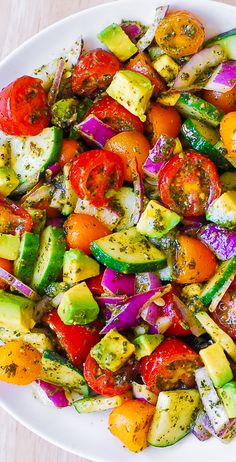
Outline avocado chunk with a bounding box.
[0,234,20,260]
[218,381,236,418]
[206,191,236,229]
[133,333,164,360]
[137,200,181,239]
[90,328,135,372]
[63,249,100,285]
[58,282,99,325]
[153,54,180,83]
[98,23,138,61]
[0,291,35,331]
[51,98,79,129]
[199,343,233,388]
[107,70,154,122]
[0,167,19,196]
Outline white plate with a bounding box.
[0,0,236,460]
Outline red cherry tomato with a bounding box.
[211,278,236,339]
[0,76,50,136]
[0,195,33,235]
[43,310,101,366]
[86,271,104,295]
[87,95,144,133]
[158,151,221,216]
[162,292,191,336]
[72,49,121,97]
[141,338,202,395]
[203,85,236,114]
[84,354,138,397]
[69,150,125,207]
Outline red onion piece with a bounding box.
[101,268,135,296]
[137,5,168,52]
[75,115,117,147]
[121,22,142,40]
[0,267,40,301]
[35,380,70,408]
[173,295,206,337]
[192,411,212,441]
[46,162,62,179]
[135,272,162,293]
[204,60,236,92]
[148,316,172,334]
[75,197,121,230]
[143,135,176,179]
[203,414,236,441]
[173,45,226,91]
[48,59,65,106]
[130,157,144,223]
[132,382,158,405]
[198,224,236,260]
[45,217,65,228]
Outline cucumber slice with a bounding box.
[148,389,200,447]
[181,118,232,170]
[0,327,54,352]
[111,187,138,231]
[205,28,236,60]
[74,392,132,413]
[40,350,89,396]
[90,227,167,273]
[14,232,39,285]
[200,257,236,305]
[31,226,66,294]
[10,127,62,191]
[176,93,224,127]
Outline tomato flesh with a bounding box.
[0,195,33,235]
[69,150,125,207]
[204,86,236,114]
[159,151,221,216]
[211,278,236,339]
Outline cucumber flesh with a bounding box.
[0,327,54,352]
[181,118,232,170]
[200,256,236,305]
[111,187,138,231]
[176,93,224,127]
[205,28,236,60]
[90,227,167,273]
[14,232,39,285]
[74,392,132,413]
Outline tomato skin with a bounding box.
[58,139,80,167]
[43,310,101,366]
[0,258,13,289]
[220,112,236,161]
[0,76,50,136]
[211,278,236,339]
[0,340,41,385]
[126,52,166,96]
[104,131,150,183]
[87,95,144,133]
[141,338,202,395]
[84,354,138,396]
[162,292,191,336]
[0,195,33,235]
[69,150,125,207]
[158,151,221,217]
[175,235,217,284]
[204,86,236,114]
[65,213,111,254]
[86,271,104,295]
[72,49,121,97]
[146,103,181,145]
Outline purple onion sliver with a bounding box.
[204,60,236,92]
[198,224,236,260]
[131,157,144,222]
[143,135,175,179]
[192,411,212,441]
[46,217,65,228]
[0,267,40,301]
[36,380,70,408]
[76,115,117,147]
[101,268,135,296]
[135,272,162,294]
[121,22,142,40]
[46,162,62,178]
[48,59,65,106]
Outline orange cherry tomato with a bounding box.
[126,52,166,96]
[58,139,80,167]
[175,235,217,284]
[109,400,155,452]
[155,10,205,58]
[104,131,150,183]
[0,258,13,289]
[220,111,236,163]
[0,340,41,385]
[64,213,111,254]
[204,86,236,114]
[146,103,181,145]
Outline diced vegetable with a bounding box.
[75,198,121,231]
[74,392,132,413]
[191,411,212,441]
[0,267,39,301]
[101,268,135,296]
[204,60,236,93]
[137,6,168,51]
[143,135,176,179]
[33,379,70,408]
[74,115,117,147]
[198,225,236,260]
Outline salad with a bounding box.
[0,3,236,454]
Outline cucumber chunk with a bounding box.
[0,327,54,352]
[205,28,236,60]
[14,232,39,285]
[74,392,132,413]
[90,227,167,273]
[176,93,224,127]
[200,257,236,305]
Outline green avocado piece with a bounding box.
[51,98,79,129]
[0,234,20,260]
[0,167,19,196]
[133,334,164,360]
[90,328,135,372]
[137,200,181,239]
[0,290,35,331]
[206,191,236,229]
[199,343,233,388]
[107,70,154,122]
[57,282,99,325]
[218,381,236,418]
[98,23,138,61]
[63,249,100,285]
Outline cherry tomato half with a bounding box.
[141,338,202,394]
[204,85,236,114]
[162,292,191,336]
[84,354,138,397]
[87,95,144,133]
[211,278,236,339]
[86,271,104,295]
[72,49,121,97]
[0,76,50,136]
[0,340,41,385]
[0,195,33,235]
[69,150,125,207]
[126,52,166,96]
[220,111,236,163]
[145,103,181,145]
[158,151,221,216]
[64,213,111,254]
